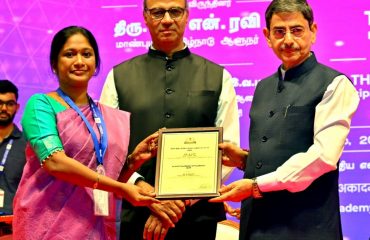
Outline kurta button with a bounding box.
[165,113,171,118]
[166,64,174,71]
[269,111,274,117]
[262,136,268,142]
[256,162,262,169]
[165,88,173,94]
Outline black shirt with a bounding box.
[0,125,26,214]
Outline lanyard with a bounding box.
[0,139,13,173]
[56,88,108,166]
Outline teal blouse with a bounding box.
[21,94,67,162]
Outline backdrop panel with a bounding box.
[0,1,369,238]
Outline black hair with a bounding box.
[49,26,101,75]
[0,80,19,100]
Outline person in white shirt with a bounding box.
[209,0,359,239]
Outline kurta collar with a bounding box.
[148,47,191,61]
[279,52,318,81]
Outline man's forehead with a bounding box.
[0,93,17,101]
[270,12,309,27]
[146,0,186,8]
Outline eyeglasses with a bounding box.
[145,7,186,21]
[272,27,305,39]
[0,100,17,108]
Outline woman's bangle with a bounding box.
[93,174,100,189]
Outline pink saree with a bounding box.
[13,102,130,240]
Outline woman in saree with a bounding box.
[13,26,159,239]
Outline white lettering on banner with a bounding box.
[114,20,145,37]
[339,160,356,172]
[232,77,260,88]
[339,183,370,193]
[238,108,243,117]
[351,74,370,86]
[365,10,370,39]
[116,40,152,49]
[345,138,352,146]
[114,13,262,40]
[221,35,259,47]
[184,37,215,48]
[359,135,370,145]
[365,11,370,25]
[236,94,253,104]
[350,74,370,100]
[340,204,370,214]
[357,88,370,100]
[229,13,261,33]
[203,14,221,30]
[360,162,370,170]
[188,13,261,33]
[189,14,221,31]
[188,0,232,10]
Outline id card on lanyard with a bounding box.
[0,139,13,208]
[57,89,109,216]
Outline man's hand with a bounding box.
[128,132,159,171]
[143,215,170,240]
[223,201,241,219]
[149,200,186,227]
[209,179,253,202]
[219,142,248,169]
[136,179,186,227]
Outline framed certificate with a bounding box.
[155,127,223,199]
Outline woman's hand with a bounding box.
[120,183,159,207]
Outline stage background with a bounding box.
[0,0,369,239]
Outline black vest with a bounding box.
[113,47,226,236]
[241,53,343,240]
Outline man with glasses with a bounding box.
[208,0,359,239]
[100,0,239,239]
[0,80,26,234]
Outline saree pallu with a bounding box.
[13,101,130,240]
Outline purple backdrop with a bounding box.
[0,0,369,239]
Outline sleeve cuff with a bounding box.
[127,172,145,185]
[256,171,284,192]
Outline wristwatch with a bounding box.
[251,177,263,199]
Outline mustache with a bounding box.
[0,111,10,117]
[0,112,15,126]
[280,45,300,51]
[159,27,176,31]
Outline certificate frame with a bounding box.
[155,127,223,199]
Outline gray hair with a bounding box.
[265,0,314,29]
